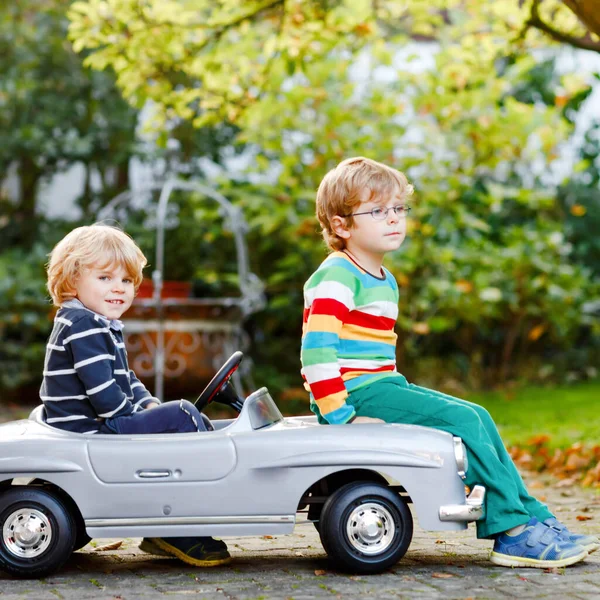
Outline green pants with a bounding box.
[314,377,553,539]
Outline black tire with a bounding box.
[50,487,90,552]
[319,482,413,574]
[0,487,76,578]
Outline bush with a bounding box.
[0,245,52,397]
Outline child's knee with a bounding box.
[446,404,482,428]
[470,403,495,426]
[178,399,206,432]
[179,399,197,414]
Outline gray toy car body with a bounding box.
[0,368,485,578]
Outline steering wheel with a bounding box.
[195,351,244,413]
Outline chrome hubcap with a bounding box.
[346,502,395,555]
[3,508,52,558]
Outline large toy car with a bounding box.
[0,352,485,579]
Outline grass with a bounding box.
[467,379,600,448]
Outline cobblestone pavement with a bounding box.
[0,471,598,599]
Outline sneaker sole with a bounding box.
[585,543,599,554]
[150,538,232,567]
[490,548,588,569]
[138,538,175,558]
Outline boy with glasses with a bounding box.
[300,156,598,568]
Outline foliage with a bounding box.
[510,437,600,488]
[115,188,244,287]
[64,0,600,390]
[0,246,52,394]
[3,0,600,401]
[67,0,599,130]
[0,0,141,247]
[559,118,600,278]
[215,45,596,390]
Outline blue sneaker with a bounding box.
[491,517,588,568]
[543,517,600,554]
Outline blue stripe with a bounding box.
[338,339,396,357]
[323,403,356,425]
[302,331,339,350]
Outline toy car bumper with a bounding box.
[438,485,485,522]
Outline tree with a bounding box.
[67,1,599,130]
[525,0,600,51]
[219,44,596,386]
[0,0,140,249]
[66,0,599,387]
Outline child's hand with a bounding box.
[145,402,160,410]
[352,416,385,424]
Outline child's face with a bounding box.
[74,262,135,320]
[342,192,407,260]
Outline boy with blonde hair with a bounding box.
[301,157,598,568]
[41,223,230,566]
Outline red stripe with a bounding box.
[309,298,350,319]
[345,311,396,331]
[310,377,346,399]
[340,365,395,375]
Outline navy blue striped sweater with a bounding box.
[39,300,159,434]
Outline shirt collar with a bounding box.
[61,298,124,331]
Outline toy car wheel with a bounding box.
[0,487,76,578]
[319,481,413,574]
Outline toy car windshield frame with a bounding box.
[246,388,283,430]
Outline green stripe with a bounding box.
[354,286,398,305]
[305,263,398,306]
[304,265,357,292]
[301,347,338,366]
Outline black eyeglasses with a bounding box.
[345,205,412,221]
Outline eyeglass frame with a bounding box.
[344,204,412,220]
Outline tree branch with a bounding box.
[527,0,600,53]
[561,0,600,39]
[136,0,284,31]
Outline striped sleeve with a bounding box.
[67,315,134,419]
[300,265,356,425]
[129,370,160,411]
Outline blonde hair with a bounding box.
[316,156,414,251]
[47,224,147,306]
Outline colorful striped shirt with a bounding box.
[301,251,402,424]
[40,299,160,434]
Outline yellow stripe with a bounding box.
[341,370,389,381]
[339,323,397,344]
[317,390,349,415]
[306,314,343,333]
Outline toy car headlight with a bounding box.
[453,436,468,480]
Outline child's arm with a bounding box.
[301,268,356,425]
[66,316,134,420]
[129,370,161,411]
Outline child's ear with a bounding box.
[331,216,351,240]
